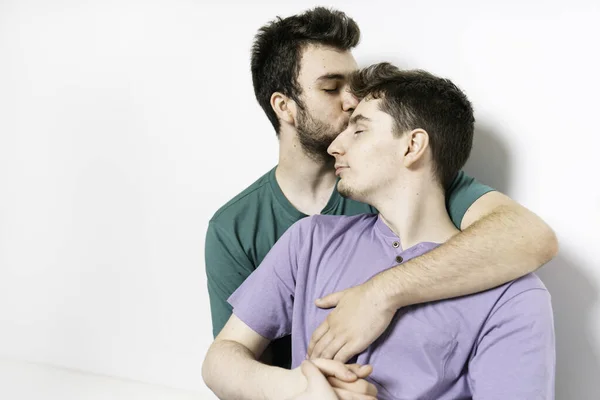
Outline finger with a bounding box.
[307,322,329,357]
[311,358,357,382]
[332,387,378,400]
[300,360,328,383]
[320,336,347,360]
[346,364,373,379]
[328,377,378,397]
[300,360,334,391]
[310,331,335,360]
[333,342,358,364]
[315,290,345,309]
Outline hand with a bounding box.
[288,361,337,400]
[308,281,396,363]
[288,359,378,400]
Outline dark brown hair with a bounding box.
[350,63,474,189]
[251,7,360,134]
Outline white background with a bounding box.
[0,0,599,399]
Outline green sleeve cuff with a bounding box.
[446,171,495,229]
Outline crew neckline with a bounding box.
[268,166,342,220]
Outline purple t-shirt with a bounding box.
[228,214,555,400]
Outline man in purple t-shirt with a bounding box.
[203,64,555,400]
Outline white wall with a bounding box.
[0,0,598,398]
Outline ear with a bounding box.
[403,128,430,168]
[270,92,296,125]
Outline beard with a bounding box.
[296,107,342,164]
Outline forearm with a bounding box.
[374,204,558,309]
[203,340,302,400]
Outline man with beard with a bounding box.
[203,64,554,400]
[204,6,557,376]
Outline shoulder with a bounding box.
[209,169,273,228]
[501,273,549,298]
[446,170,495,227]
[491,273,552,317]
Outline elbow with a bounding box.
[202,346,216,391]
[540,224,559,264]
[505,203,559,273]
[530,219,559,271]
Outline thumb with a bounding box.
[315,291,344,309]
[300,360,330,387]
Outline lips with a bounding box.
[334,165,348,176]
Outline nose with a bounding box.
[328,131,346,157]
[342,88,358,113]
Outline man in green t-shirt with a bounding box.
[205,7,557,371]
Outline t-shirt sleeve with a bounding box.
[446,171,495,228]
[227,221,304,341]
[468,288,555,400]
[205,220,256,338]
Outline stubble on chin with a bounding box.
[337,180,354,199]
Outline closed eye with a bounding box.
[354,130,364,135]
[324,88,339,93]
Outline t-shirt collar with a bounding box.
[374,214,441,254]
[268,166,342,219]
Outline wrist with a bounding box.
[269,367,306,400]
[369,269,409,311]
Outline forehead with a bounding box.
[350,98,395,129]
[297,44,358,84]
[353,97,381,118]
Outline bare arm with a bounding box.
[202,315,301,400]
[376,191,558,309]
[203,315,377,400]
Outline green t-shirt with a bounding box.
[205,166,493,368]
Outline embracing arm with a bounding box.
[376,191,558,309]
[308,191,558,361]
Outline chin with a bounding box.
[338,182,361,201]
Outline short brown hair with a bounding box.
[350,63,474,189]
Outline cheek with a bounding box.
[304,100,334,124]
[321,104,342,122]
[364,145,400,176]
[348,141,396,179]
[352,147,379,180]
[312,94,342,114]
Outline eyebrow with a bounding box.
[349,114,371,125]
[316,73,347,82]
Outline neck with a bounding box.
[275,128,338,215]
[369,174,459,249]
